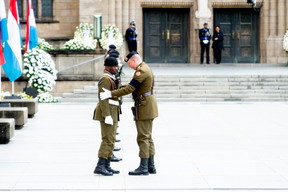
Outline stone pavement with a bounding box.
[1,101,288,191]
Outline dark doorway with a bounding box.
[214,9,260,63]
[143,8,190,63]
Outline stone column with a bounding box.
[116,0,123,32]
[195,0,211,28]
[277,0,285,36]
[129,0,136,22]
[108,0,115,24]
[269,0,276,36]
[286,0,288,30]
[122,0,129,34]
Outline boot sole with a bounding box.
[94,170,113,176]
[128,172,149,176]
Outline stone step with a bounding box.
[59,97,288,103]
[73,88,288,95]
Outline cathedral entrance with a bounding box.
[143,8,190,63]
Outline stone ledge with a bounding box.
[0,118,15,144]
[0,108,28,129]
[1,99,38,118]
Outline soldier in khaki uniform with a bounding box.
[93,57,120,176]
[100,52,158,176]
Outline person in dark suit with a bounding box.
[125,21,137,52]
[199,22,211,64]
[212,26,224,64]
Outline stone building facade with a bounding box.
[17,0,288,64]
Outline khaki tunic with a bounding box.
[111,62,158,120]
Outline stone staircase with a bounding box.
[61,75,288,102]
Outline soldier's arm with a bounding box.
[111,70,147,98]
[98,78,111,117]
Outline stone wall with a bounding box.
[20,0,80,39]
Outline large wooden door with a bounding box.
[214,9,259,63]
[143,8,189,63]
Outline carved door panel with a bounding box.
[144,9,189,63]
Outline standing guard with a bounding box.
[125,21,137,52]
[199,22,211,64]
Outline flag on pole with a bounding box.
[25,0,38,52]
[0,0,8,65]
[3,0,22,82]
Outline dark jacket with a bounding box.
[212,31,224,50]
[125,27,137,42]
[199,28,211,45]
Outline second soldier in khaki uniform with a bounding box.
[100,52,158,175]
[93,57,120,176]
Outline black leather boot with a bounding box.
[128,158,149,175]
[106,158,120,174]
[111,154,122,162]
[94,158,113,176]
[114,146,121,151]
[148,156,156,174]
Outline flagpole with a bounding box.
[12,81,14,96]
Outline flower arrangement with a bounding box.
[62,38,97,50]
[37,38,54,50]
[62,23,97,50]
[74,23,94,39]
[23,48,57,93]
[99,24,123,50]
[283,29,288,53]
[38,92,58,103]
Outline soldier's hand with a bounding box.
[100,88,112,100]
[104,116,113,125]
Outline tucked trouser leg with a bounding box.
[98,121,117,159]
[135,119,154,158]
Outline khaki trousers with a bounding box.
[135,119,155,158]
[98,121,118,159]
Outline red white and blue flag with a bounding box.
[25,0,38,53]
[0,0,8,65]
[3,0,22,82]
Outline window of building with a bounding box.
[17,0,23,18]
[18,0,53,21]
[42,0,53,17]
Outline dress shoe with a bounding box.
[114,147,121,151]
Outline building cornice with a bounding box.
[212,2,263,9]
[140,1,193,8]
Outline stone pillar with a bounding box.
[116,0,123,32]
[122,0,129,34]
[108,0,116,24]
[195,0,211,28]
[269,0,276,36]
[277,0,285,36]
[286,0,288,30]
[129,0,136,22]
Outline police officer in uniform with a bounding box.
[100,52,158,176]
[125,21,137,52]
[199,22,211,64]
[93,57,120,176]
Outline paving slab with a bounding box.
[0,102,288,191]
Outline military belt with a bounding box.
[128,38,136,40]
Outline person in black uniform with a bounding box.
[212,26,224,64]
[199,22,211,64]
[125,21,137,52]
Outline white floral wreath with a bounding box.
[23,48,57,93]
[99,24,123,50]
[283,29,288,53]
